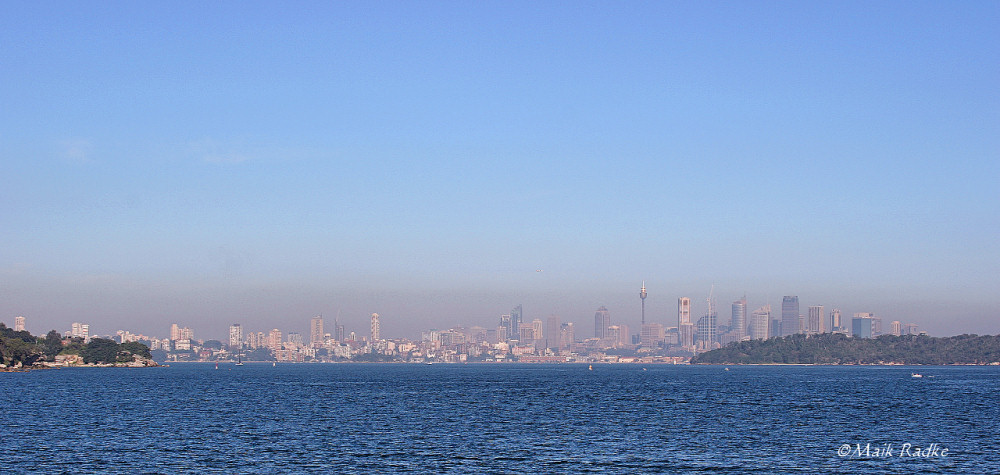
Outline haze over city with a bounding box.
[2,2,997,340]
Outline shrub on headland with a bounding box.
[690,333,1000,365]
[0,324,154,368]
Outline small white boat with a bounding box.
[911,373,923,378]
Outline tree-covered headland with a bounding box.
[691,333,1000,365]
[0,323,154,369]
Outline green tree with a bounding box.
[43,330,63,361]
[120,341,152,359]
[82,338,120,364]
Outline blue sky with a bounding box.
[2,1,998,339]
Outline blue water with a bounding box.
[1,364,997,473]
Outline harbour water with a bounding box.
[2,364,997,473]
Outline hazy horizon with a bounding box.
[2,2,997,341]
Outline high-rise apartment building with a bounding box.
[781,296,800,337]
[229,324,242,350]
[370,313,381,341]
[749,304,771,340]
[170,323,181,341]
[310,315,324,348]
[594,306,611,339]
[890,320,902,336]
[268,328,282,350]
[71,322,90,342]
[808,305,825,334]
[731,297,747,338]
[14,316,25,332]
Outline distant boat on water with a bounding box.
[911,373,923,378]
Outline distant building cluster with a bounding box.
[3,285,926,362]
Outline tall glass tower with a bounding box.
[732,297,747,338]
[781,296,800,337]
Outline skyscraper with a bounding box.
[170,323,181,341]
[498,314,512,340]
[335,320,345,343]
[229,323,242,350]
[731,297,747,339]
[310,315,325,348]
[781,296,800,337]
[677,297,691,326]
[546,315,561,349]
[749,304,771,340]
[14,315,25,332]
[370,313,381,341]
[808,305,825,334]
[678,297,693,349]
[639,282,647,325]
[510,305,523,338]
[830,308,843,332]
[696,313,717,349]
[594,306,611,339]
[890,320,902,336]
[559,322,575,350]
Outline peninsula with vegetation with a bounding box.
[691,333,1000,365]
[0,323,158,371]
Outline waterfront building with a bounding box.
[781,296,800,337]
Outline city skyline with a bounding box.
[0,283,942,343]
[2,3,997,340]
